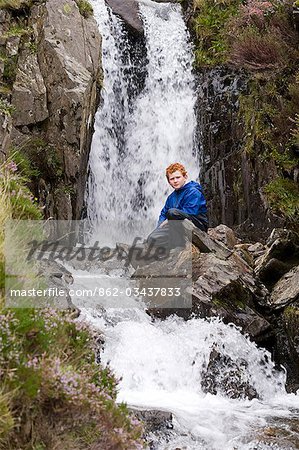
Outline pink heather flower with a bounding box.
[6,161,18,172]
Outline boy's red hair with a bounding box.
[166,163,187,179]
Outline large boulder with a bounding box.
[29,0,102,219]
[270,265,299,309]
[4,0,102,218]
[191,251,270,341]
[105,0,143,33]
[11,49,48,126]
[133,224,271,342]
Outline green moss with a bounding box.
[264,177,299,222]
[75,0,93,18]
[239,75,299,168]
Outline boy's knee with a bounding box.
[166,208,180,219]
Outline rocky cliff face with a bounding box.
[183,0,299,242]
[196,68,285,241]
[0,0,102,219]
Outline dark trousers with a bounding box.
[147,208,208,249]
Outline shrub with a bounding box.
[0,159,144,449]
[0,309,144,449]
[227,0,298,70]
[229,27,290,70]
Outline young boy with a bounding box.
[147,163,208,248]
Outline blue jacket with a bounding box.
[158,181,207,226]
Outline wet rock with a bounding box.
[270,266,299,309]
[197,68,285,240]
[208,224,238,249]
[105,0,143,34]
[201,346,258,399]
[278,306,299,392]
[131,408,174,450]
[266,228,299,248]
[192,252,271,340]
[132,409,173,434]
[139,228,271,341]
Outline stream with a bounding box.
[75,1,299,448]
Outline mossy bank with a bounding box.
[183,0,299,239]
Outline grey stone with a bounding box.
[131,409,173,434]
[11,50,48,126]
[247,242,265,253]
[105,0,143,34]
[270,265,299,308]
[37,259,74,309]
[28,0,102,219]
[191,252,270,340]
[6,35,21,56]
[191,223,232,259]
[201,346,258,399]
[208,224,238,249]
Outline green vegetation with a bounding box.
[189,0,298,69]
[3,54,18,86]
[188,1,299,224]
[0,158,42,220]
[264,177,299,222]
[0,98,15,116]
[3,24,32,38]
[0,159,144,448]
[0,0,31,9]
[20,138,64,180]
[191,0,241,66]
[75,0,93,18]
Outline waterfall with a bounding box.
[86,0,198,241]
[78,1,299,449]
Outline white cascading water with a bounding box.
[86,0,198,241]
[75,1,299,449]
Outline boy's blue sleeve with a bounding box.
[180,189,207,215]
[158,197,170,226]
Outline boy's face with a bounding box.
[168,170,187,190]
